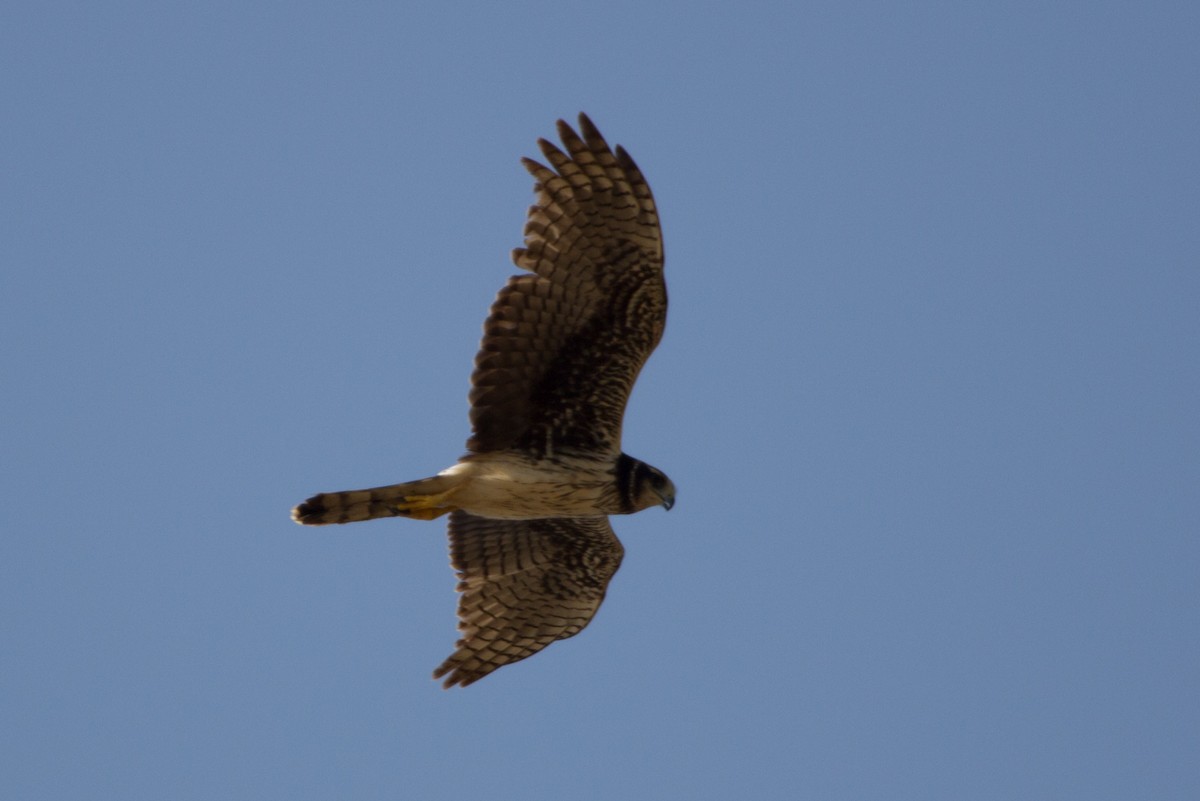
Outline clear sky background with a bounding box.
[3,2,1197,799]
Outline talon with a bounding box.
[390,489,457,520]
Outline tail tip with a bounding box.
[291,496,327,525]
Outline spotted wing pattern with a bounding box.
[466,114,666,458]
[433,510,625,688]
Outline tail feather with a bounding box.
[292,474,460,525]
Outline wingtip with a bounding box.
[614,143,641,173]
[432,663,479,689]
[576,112,601,142]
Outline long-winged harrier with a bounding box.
[292,114,673,688]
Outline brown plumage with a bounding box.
[433,512,624,688]
[292,114,673,688]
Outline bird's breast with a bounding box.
[441,454,620,519]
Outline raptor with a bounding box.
[293,114,673,688]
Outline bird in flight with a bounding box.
[292,114,673,688]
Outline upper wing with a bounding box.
[466,114,666,457]
[433,510,625,688]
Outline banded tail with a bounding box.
[292,474,460,525]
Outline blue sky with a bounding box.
[3,2,1197,799]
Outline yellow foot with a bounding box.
[389,488,457,520]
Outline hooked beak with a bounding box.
[657,488,675,511]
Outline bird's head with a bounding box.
[638,463,675,512]
[617,454,676,513]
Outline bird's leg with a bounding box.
[387,487,459,520]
